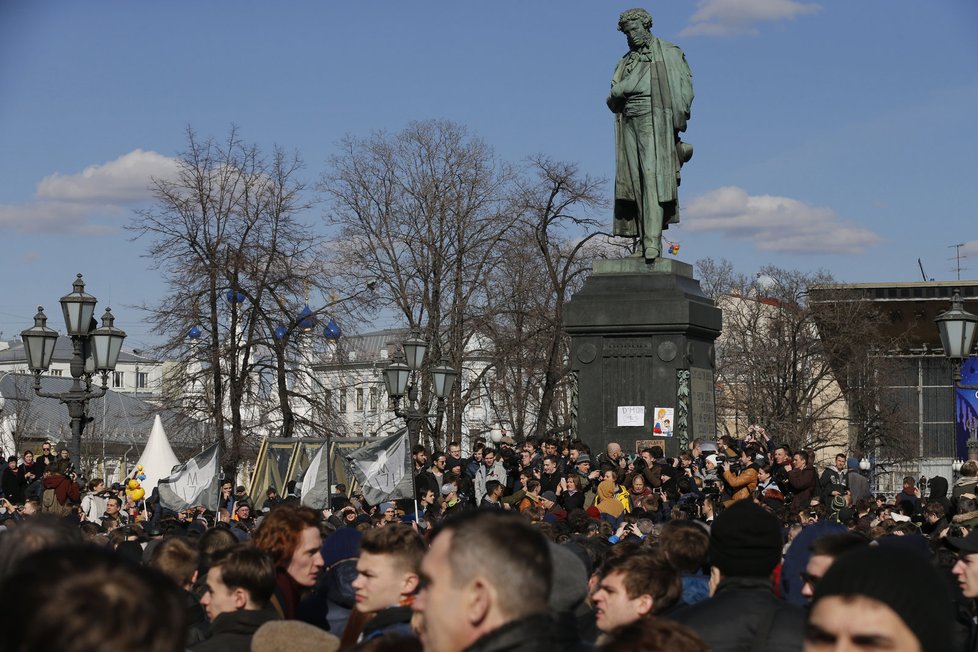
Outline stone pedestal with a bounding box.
[563,258,722,458]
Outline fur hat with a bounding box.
[252,620,340,652]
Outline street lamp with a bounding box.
[935,289,978,460]
[21,274,126,471]
[383,330,458,445]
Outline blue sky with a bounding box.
[1,1,976,349]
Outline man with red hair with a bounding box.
[253,504,325,619]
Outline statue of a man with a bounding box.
[608,8,693,262]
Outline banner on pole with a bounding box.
[158,443,221,512]
[342,430,413,506]
[300,443,332,510]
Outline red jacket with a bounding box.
[42,473,80,505]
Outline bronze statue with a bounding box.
[608,8,693,262]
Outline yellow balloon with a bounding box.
[131,488,145,501]
[127,479,140,490]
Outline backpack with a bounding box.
[41,487,72,517]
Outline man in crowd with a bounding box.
[193,545,279,651]
[954,460,978,500]
[253,504,325,619]
[597,442,627,471]
[351,523,426,642]
[474,447,506,505]
[671,500,805,650]
[819,453,848,505]
[799,533,868,604]
[771,445,794,498]
[414,510,558,651]
[37,441,57,475]
[788,450,817,513]
[592,551,682,632]
[480,480,505,510]
[539,455,562,494]
[807,545,953,652]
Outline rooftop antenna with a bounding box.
[949,243,967,281]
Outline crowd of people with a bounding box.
[0,433,975,651]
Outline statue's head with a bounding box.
[618,8,653,32]
[618,8,653,49]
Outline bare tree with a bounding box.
[130,127,345,475]
[698,259,914,460]
[485,156,605,439]
[320,120,516,448]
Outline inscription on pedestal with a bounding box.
[690,367,717,440]
[605,339,653,357]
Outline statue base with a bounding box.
[563,257,721,458]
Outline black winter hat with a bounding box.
[812,545,953,652]
[709,500,782,578]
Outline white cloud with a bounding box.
[0,149,177,234]
[681,0,821,37]
[683,186,879,254]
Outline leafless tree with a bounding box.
[485,156,605,439]
[130,127,349,475]
[319,120,516,448]
[697,259,914,461]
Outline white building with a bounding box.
[0,338,164,403]
[312,328,499,445]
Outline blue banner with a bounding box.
[956,357,978,459]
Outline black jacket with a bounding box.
[463,613,562,652]
[190,608,279,652]
[669,576,805,652]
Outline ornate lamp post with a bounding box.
[935,290,978,460]
[21,274,126,471]
[383,329,458,445]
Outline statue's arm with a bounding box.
[607,58,628,113]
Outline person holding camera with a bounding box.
[721,444,761,507]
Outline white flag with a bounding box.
[158,443,221,512]
[342,430,413,505]
[300,443,331,510]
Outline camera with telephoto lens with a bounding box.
[716,453,742,475]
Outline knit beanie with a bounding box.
[321,527,362,568]
[709,500,782,577]
[812,545,953,652]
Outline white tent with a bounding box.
[134,415,180,494]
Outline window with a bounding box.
[471,393,481,408]
[113,372,124,388]
[137,372,148,389]
[49,369,63,377]
[324,389,332,415]
[356,388,364,411]
[369,387,379,412]
[339,390,347,413]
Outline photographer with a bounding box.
[721,444,761,507]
